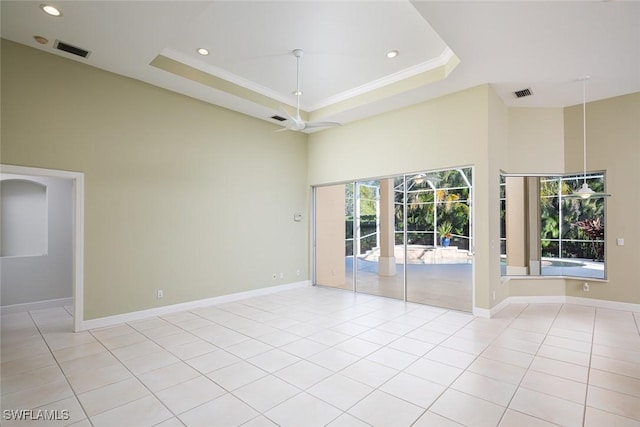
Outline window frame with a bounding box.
[500,171,608,281]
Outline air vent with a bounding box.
[271,115,287,122]
[54,40,90,58]
[514,88,532,98]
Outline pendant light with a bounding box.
[565,76,611,199]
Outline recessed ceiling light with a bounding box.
[40,4,62,17]
[386,50,399,59]
[34,35,49,45]
[197,48,209,56]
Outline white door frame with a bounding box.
[1,164,84,332]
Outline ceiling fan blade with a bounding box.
[278,106,306,126]
[303,121,341,129]
[273,50,341,134]
[278,106,297,122]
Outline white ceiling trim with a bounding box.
[159,48,295,108]
[159,46,457,115]
[307,47,457,111]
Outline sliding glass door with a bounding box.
[313,168,473,312]
[353,179,406,299]
[404,170,473,311]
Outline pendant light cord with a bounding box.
[295,54,301,120]
[582,78,587,185]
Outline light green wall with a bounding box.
[501,93,639,304]
[508,278,566,297]
[486,85,509,307]
[507,108,565,174]
[1,40,309,320]
[308,85,490,186]
[564,92,640,304]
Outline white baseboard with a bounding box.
[473,297,511,318]
[508,296,567,305]
[79,281,310,331]
[472,306,491,318]
[490,295,640,315]
[11,283,635,329]
[1,297,73,315]
[565,296,640,312]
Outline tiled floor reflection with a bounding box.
[2,287,640,426]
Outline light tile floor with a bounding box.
[2,286,640,426]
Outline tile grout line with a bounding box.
[581,306,599,427]
[584,309,640,424]
[324,305,460,426]
[447,302,532,426]
[408,320,485,426]
[86,325,184,426]
[5,290,637,427]
[146,293,392,424]
[231,295,456,424]
[234,299,433,424]
[493,302,566,427]
[127,310,305,425]
[25,310,94,426]
[211,292,419,425]
[336,306,453,389]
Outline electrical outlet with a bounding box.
[280,272,284,279]
[296,269,300,276]
[583,282,589,292]
[157,290,164,299]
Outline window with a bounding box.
[501,172,606,279]
[398,168,473,251]
[541,173,606,279]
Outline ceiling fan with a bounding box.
[276,49,340,132]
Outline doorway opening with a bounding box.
[0,165,84,331]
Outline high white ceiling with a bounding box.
[2,1,638,131]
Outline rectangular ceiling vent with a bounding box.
[54,40,91,58]
[514,88,533,98]
[271,115,287,122]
